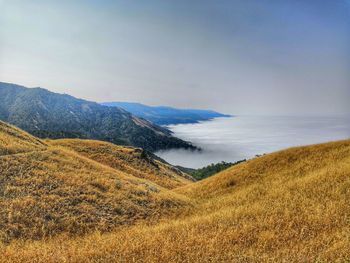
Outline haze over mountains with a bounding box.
[102,102,230,125]
[0,82,195,152]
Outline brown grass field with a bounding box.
[0,121,349,262]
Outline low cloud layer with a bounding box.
[156,115,350,168]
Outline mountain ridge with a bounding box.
[102,101,231,125]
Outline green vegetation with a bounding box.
[189,160,246,180]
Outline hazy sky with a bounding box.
[1,0,349,115]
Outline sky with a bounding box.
[0,0,349,115]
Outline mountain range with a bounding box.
[102,101,231,125]
[0,82,195,152]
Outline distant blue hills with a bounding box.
[102,102,232,125]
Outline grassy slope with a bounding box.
[0,121,46,155]
[1,121,349,262]
[0,121,192,243]
[48,139,192,189]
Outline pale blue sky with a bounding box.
[0,0,349,114]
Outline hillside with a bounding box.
[48,139,194,189]
[1,122,349,262]
[102,102,231,125]
[0,82,195,152]
[0,121,46,155]
[0,121,192,242]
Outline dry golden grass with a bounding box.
[1,121,350,262]
[0,122,191,243]
[0,121,46,155]
[48,139,192,189]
